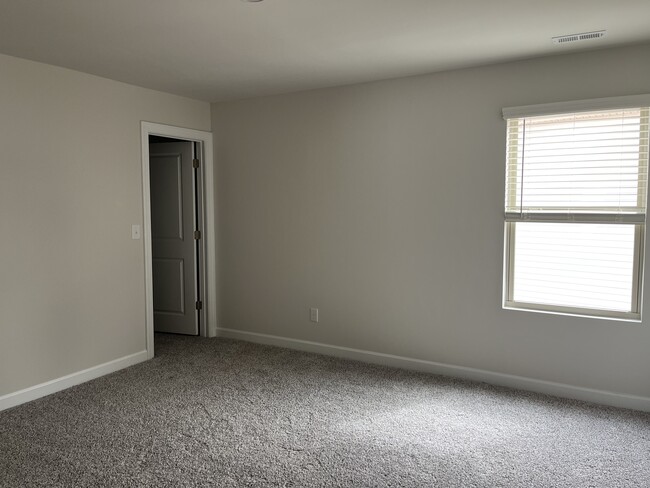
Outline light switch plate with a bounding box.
[131,224,141,240]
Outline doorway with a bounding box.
[141,122,216,359]
[149,137,202,336]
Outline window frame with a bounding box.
[501,95,650,322]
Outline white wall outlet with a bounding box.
[310,307,319,323]
[131,224,141,240]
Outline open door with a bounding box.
[149,140,201,335]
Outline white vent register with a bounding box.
[552,30,606,44]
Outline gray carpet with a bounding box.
[1,334,650,487]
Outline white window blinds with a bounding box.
[505,108,649,222]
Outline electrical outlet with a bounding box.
[310,307,319,323]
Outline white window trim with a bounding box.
[502,95,650,322]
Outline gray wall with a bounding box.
[212,43,650,398]
[0,54,210,396]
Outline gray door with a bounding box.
[149,141,199,335]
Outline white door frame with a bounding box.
[141,122,217,359]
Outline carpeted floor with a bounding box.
[1,334,650,487]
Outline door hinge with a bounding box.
[192,158,200,169]
[196,300,203,310]
[194,230,201,240]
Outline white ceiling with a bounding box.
[1,0,649,102]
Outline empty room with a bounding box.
[1,1,650,486]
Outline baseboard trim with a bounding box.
[217,328,650,412]
[0,350,149,412]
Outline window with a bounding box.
[503,97,649,320]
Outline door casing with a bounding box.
[141,122,216,359]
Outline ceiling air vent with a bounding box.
[552,30,606,44]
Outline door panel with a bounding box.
[150,141,198,335]
[152,258,185,314]
[150,156,183,240]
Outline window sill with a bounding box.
[503,301,642,323]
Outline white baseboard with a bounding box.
[0,350,149,412]
[217,328,650,412]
